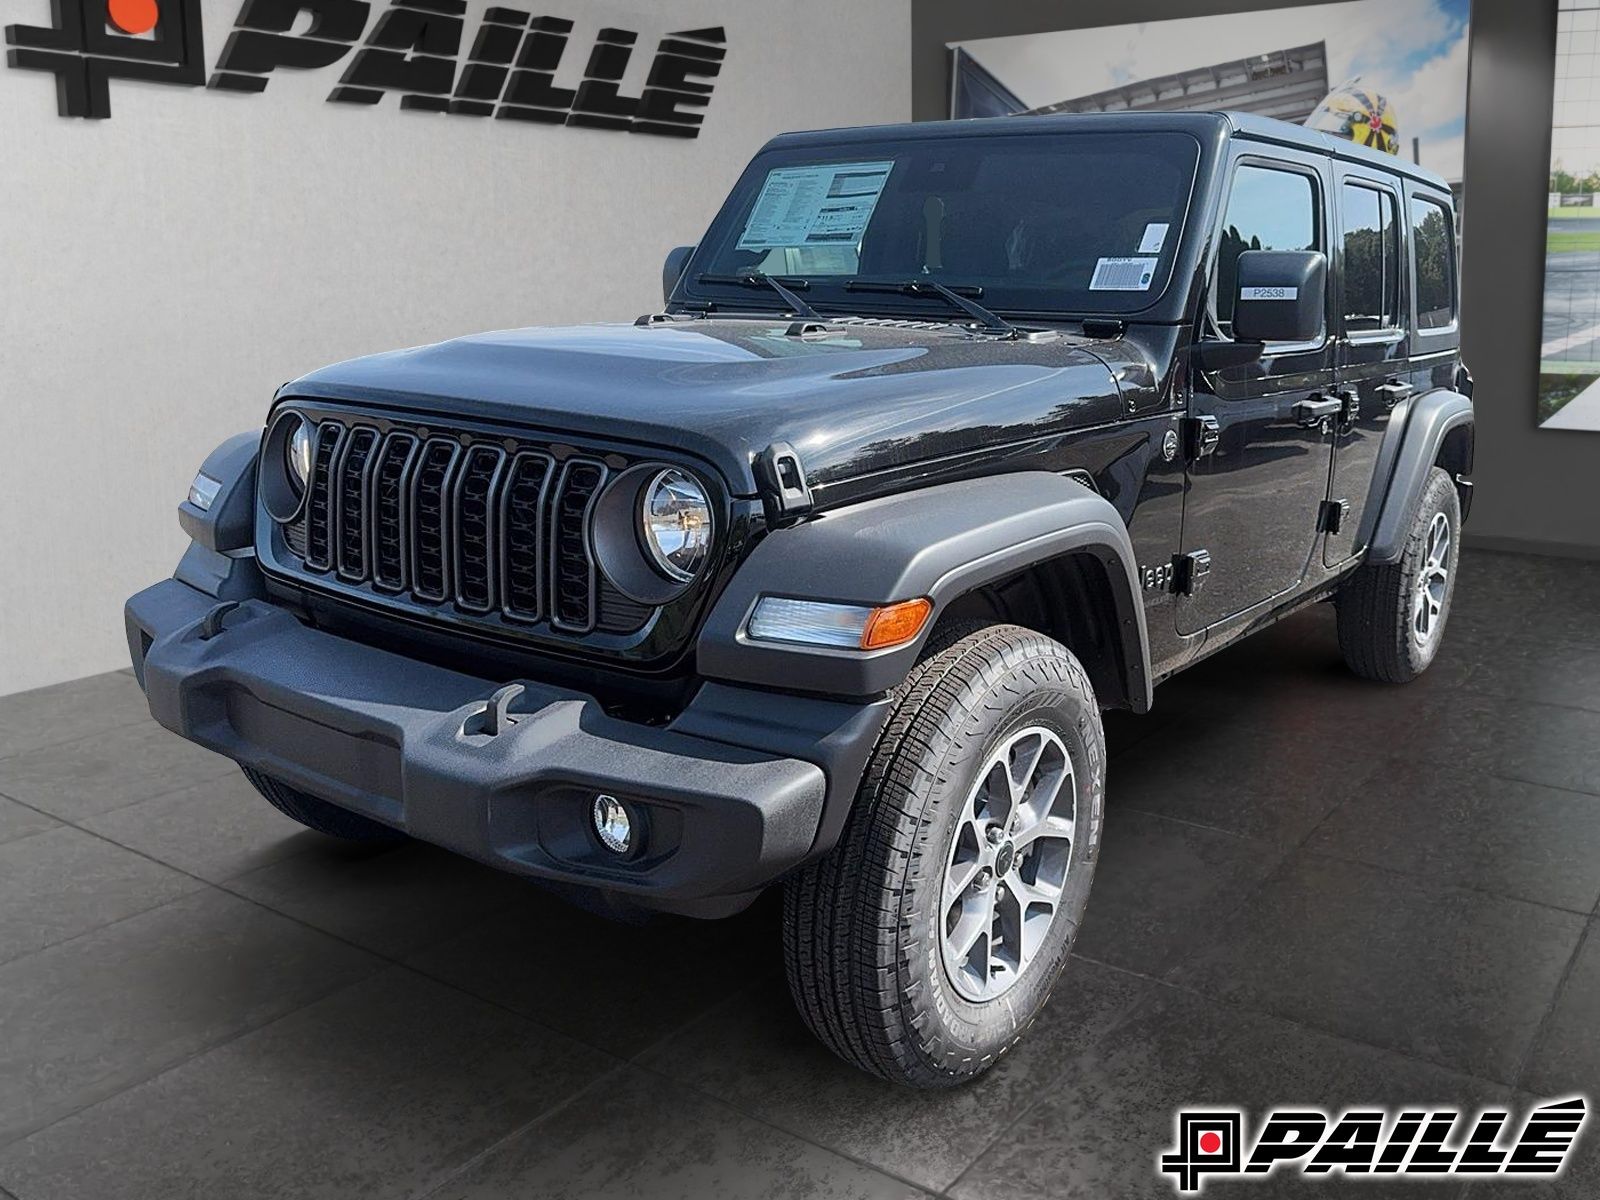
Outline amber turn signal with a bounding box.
[860,598,934,651]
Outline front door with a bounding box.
[1327,168,1408,565]
[1178,154,1337,635]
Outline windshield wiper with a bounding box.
[696,273,822,320]
[844,278,1019,338]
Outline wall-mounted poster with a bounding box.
[1542,0,1600,431]
[950,2,1469,181]
[947,1,1472,262]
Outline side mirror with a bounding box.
[663,245,695,305]
[1231,250,1326,344]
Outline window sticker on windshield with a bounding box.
[1138,222,1170,254]
[1090,256,1159,291]
[737,161,895,251]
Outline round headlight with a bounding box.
[286,417,314,492]
[640,468,711,582]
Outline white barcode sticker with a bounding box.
[1240,286,1298,300]
[1090,256,1159,291]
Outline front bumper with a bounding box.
[126,578,879,915]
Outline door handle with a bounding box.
[1293,397,1342,427]
[1376,381,1414,409]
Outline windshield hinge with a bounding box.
[1080,318,1126,339]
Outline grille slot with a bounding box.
[371,433,418,591]
[452,445,506,612]
[335,427,380,581]
[410,439,461,603]
[277,412,678,640]
[500,451,554,621]
[303,422,345,572]
[550,459,607,632]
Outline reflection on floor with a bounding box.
[0,549,1598,1199]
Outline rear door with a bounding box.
[1327,167,1408,565]
[1178,149,1337,635]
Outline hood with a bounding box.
[286,318,1147,498]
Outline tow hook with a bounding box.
[198,601,241,641]
[473,683,526,738]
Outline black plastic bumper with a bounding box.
[126,578,887,916]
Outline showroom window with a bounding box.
[1215,164,1319,337]
[1342,183,1401,332]
[1411,196,1456,330]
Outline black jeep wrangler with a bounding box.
[127,111,1472,1088]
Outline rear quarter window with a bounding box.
[1410,196,1456,331]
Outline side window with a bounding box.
[1215,164,1318,338]
[1342,183,1401,333]
[1411,196,1456,331]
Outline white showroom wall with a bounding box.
[0,0,911,696]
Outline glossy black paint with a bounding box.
[286,320,1138,503]
[270,110,1463,690]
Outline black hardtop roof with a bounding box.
[764,110,1452,197]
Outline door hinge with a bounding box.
[1172,549,1212,596]
[1182,415,1221,459]
[1318,498,1352,534]
[1339,386,1361,430]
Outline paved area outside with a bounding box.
[0,548,1597,1199]
[1540,236,1600,429]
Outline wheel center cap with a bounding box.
[994,841,1016,877]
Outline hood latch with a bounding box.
[756,442,813,520]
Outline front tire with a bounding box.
[240,766,408,844]
[782,623,1104,1088]
[1336,466,1462,683]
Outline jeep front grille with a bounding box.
[277,411,653,637]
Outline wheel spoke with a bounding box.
[1004,869,1058,911]
[948,897,991,961]
[1014,812,1074,853]
[945,856,981,903]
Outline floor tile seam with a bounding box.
[1287,844,1600,918]
[623,967,782,1066]
[626,1054,943,1196]
[0,713,158,766]
[403,1060,649,1200]
[1507,919,1595,1094]
[1158,968,1544,1093]
[0,965,391,1153]
[0,764,243,824]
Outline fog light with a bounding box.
[592,794,633,855]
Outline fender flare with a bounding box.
[697,472,1153,711]
[1362,389,1474,565]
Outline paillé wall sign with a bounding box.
[4,0,724,132]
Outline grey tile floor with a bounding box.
[0,548,1596,1199]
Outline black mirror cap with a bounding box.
[663,245,695,306]
[1231,250,1326,344]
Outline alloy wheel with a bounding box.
[1411,511,1452,648]
[940,725,1077,1002]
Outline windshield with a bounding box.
[686,130,1201,318]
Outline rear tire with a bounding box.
[240,766,408,844]
[1336,465,1462,683]
[782,622,1104,1089]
